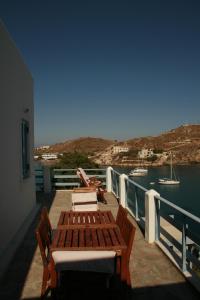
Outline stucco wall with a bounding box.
[0,21,36,270]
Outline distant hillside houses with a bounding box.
[138,148,154,159]
[113,145,129,154]
[34,153,59,160]
[35,145,50,150]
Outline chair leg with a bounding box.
[126,269,131,287]
[41,268,49,297]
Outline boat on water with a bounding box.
[129,167,148,177]
[158,152,180,185]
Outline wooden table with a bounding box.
[51,226,127,279]
[57,210,116,229]
[51,210,127,281]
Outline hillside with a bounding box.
[48,137,114,154]
[126,124,200,149]
[36,124,200,166]
[94,124,200,165]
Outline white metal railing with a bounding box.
[35,167,107,191]
[107,166,200,291]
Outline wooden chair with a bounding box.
[35,218,57,298]
[76,168,106,203]
[76,168,102,187]
[40,207,53,241]
[116,205,128,228]
[36,209,115,296]
[118,214,136,286]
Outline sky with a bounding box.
[1,0,200,146]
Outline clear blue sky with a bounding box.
[1,1,200,146]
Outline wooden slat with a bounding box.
[85,228,92,247]
[95,211,100,224]
[114,227,126,246]
[69,212,74,224]
[103,212,110,224]
[85,213,90,224]
[64,212,70,225]
[57,223,118,229]
[58,230,66,247]
[107,211,116,224]
[99,212,104,224]
[91,228,98,247]
[97,228,105,247]
[89,212,95,224]
[72,229,79,247]
[102,228,112,246]
[79,228,85,247]
[74,212,79,224]
[80,212,84,224]
[108,228,119,246]
[65,229,72,247]
[58,211,65,226]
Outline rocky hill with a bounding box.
[36,124,200,166]
[48,137,114,154]
[93,124,200,166]
[126,124,200,150]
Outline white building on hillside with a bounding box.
[42,153,58,160]
[138,148,154,159]
[0,21,37,277]
[113,146,129,154]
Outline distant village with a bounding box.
[34,144,169,166]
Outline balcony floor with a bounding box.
[0,191,199,300]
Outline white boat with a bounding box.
[129,167,148,177]
[158,152,180,185]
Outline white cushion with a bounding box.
[52,250,116,273]
[71,192,97,203]
[72,204,98,211]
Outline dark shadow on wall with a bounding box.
[0,191,56,300]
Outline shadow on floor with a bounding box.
[18,278,200,300]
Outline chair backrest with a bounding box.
[116,205,136,263]
[40,207,52,242]
[77,168,90,187]
[116,205,128,228]
[35,217,51,266]
[120,216,136,263]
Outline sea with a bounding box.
[114,165,200,218]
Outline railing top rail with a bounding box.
[83,168,106,171]
[126,177,148,193]
[155,194,200,224]
[53,168,106,172]
[111,169,121,176]
[53,169,76,171]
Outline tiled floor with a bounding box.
[0,191,199,300]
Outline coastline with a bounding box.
[101,161,200,168]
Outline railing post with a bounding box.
[43,166,52,194]
[182,217,188,272]
[145,189,160,243]
[119,174,128,208]
[106,166,113,192]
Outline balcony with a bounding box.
[0,167,200,299]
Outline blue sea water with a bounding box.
[114,165,200,218]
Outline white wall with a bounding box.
[0,21,36,273]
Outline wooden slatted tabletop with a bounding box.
[51,226,126,253]
[57,210,116,229]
